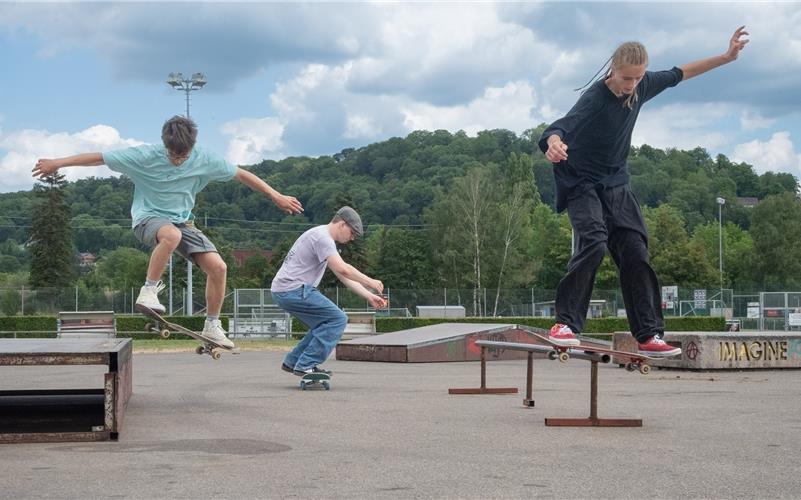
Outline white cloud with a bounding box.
[632,102,733,150]
[0,125,143,193]
[220,117,284,165]
[401,81,539,136]
[740,110,776,132]
[344,114,381,140]
[3,3,801,172]
[270,63,351,121]
[733,131,801,176]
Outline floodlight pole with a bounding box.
[716,197,725,296]
[167,71,206,118]
[167,72,206,315]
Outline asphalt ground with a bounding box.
[2,350,800,499]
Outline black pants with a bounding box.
[555,184,663,342]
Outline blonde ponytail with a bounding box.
[609,42,649,109]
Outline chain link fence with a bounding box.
[2,285,800,332]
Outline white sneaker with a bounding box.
[136,281,166,313]
[202,319,235,349]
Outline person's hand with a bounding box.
[32,159,60,179]
[725,25,749,61]
[271,193,304,215]
[367,278,384,294]
[545,137,568,163]
[368,294,387,309]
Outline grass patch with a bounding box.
[133,338,296,353]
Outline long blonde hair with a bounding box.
[575,41,649,109]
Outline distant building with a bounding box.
[737,197,759,208]
[78,252,97,267]
[77,252,97,274]
[231,249,274,267]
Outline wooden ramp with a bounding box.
[335,323,549,363]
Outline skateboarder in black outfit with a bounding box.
[539,26,749,356]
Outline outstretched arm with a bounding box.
[234,167,304,215]
[326,252,384,294]
[680,25,749,81]
[333,271,388,308]
[32,153,105,179]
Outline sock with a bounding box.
[206,315,219,322]
[145,279,159,287]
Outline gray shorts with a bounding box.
[133,217,218,264]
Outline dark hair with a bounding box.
[161,115,198,156]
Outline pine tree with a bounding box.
[29,172,76,289]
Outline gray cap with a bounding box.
[336,206,363,237]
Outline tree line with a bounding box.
[1,125,799,314]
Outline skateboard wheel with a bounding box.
[558,352,569,363]
[547,351,558,361]
[211,351,222,360]
[144,322,154,332]
[323,381,330,390]
[160,329,171,339]
[625,363,636,372]
[195,346,205,355]
[639,364,651,375]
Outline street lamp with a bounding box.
[716,197,726,293]
[166,71,207,315]
[166,72,206,118]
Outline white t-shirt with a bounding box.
[270,225,338,292]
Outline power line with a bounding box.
[203,216,431,229]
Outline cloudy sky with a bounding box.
[1,2,800,193]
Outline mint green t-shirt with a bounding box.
[103,144,238,227]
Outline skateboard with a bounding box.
[136,304,238,360]
[527,330,667,374]
[300,372,331,391]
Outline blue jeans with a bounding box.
[272,285,348,371]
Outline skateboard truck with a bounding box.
[137,304,238,360]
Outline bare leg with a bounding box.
[193,252,227,316]
[146,225,182,281]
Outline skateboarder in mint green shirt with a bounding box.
[33,115,303,349]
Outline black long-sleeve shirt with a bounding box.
[538,66,684,212]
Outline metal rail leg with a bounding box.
[545,361,642,427]
[449,346,518,395]
[523,352,535,407]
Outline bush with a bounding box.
[290,316,725,334]
[0,314,229,340]
[0,290,22,316]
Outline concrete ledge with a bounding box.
[613,331,801,370]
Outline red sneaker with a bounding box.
[549,323,580,346]
[638,336,681,357]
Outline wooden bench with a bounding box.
[57,311,116,339]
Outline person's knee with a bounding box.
[329,310,347,331]
[209,259,227,278]
[622,237,649,262]
[617,237,650,270]
[585,241,607,266]
[157,226,182,250]
[335,310,348,329]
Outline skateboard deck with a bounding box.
[136,304,238,360]
[527,330,672,374]
[299,372,331,391]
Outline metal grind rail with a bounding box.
[450,339,645,427]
